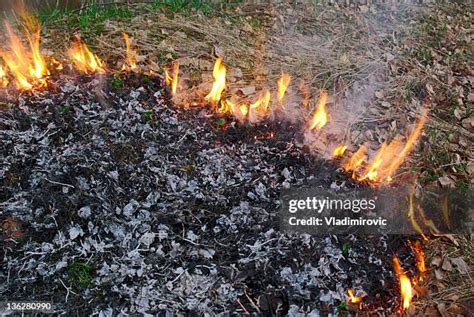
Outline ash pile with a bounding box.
[1,74,411,315]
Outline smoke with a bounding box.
[260,1,427,159]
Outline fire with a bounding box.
[219,91,271,123]
[309,91,328,130]
[343,144,367,177]
[347,289,362,304]
[0,21,50,90]
[239,104,249,117]
[358,140,401,182]
[219,98,236,115]
[333,145,347,158]
[205,58,226,106]
[68,37,105,74]
[344,108,428,184]
[393,255,413,310]
[51,58,63,71]
[122,33,137,70]
[409,240,426,282]
[165,61,179,96]
[219,99,247,122]
[249,90,271,122]
[0,65,8,87]
[277,73,291,105]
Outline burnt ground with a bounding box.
[0,73,421,315]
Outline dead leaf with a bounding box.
[434,269,446,280]
[450,257,469,274]
[213,45,224,58]
[423,305,440,317]
[442,257,453,271]
[458,136,468,148]
[447,75,455,85]
[1,217,23,239]
[444,293,459,302]
[468,93,474,103]
[414,284,429,298]
[238,86,256,96]
[453,108,464,120]
[438,176,455,188]
[467,161,474,175]
[447,303,468,315]
[174,31,187,39]
[437,303,449,317]
[431,256,443,267]
[461,116,474,129]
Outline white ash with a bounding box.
[0,74,404,315]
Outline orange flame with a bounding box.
[277,73,291,106]
[165,61,179,96]
[219,98,236,115]
[333,145,347,158]
[219,91,271,123]
[358,140,403,182]
[409,240,426,282]
[309,91,328,130]
[205,58,226,106]
[51,57,63,71]
[0,65,8,87]
[0,20,49,89]
[343,144,367,172]
[239,104,249,117]
[122,33,137,70]
[68,37,105,74]
[218,99,247,122]
[347,289,362,304]
[344,108,428,184]
[249,90,271,122]
[393,255,413,310]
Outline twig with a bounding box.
[244,289,261,313]
[236,298,250,315]
[59,278,78,303]
[44,178,75,188]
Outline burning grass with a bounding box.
[68,36,105,74]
